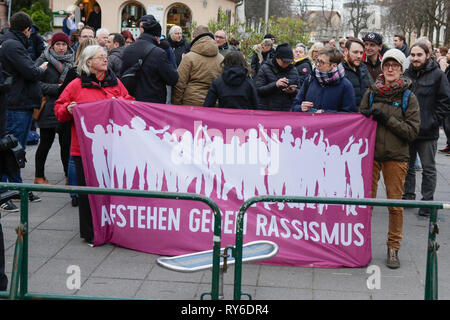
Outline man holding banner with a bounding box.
[360,49,420,269]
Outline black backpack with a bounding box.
[120,45,156,96]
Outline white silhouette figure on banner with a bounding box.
[81,116,370,217]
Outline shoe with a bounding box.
[387,248,400,269]
[402,193,416,200]
[28,192,41,203]
[438,145,450,153]
[418,207,431,217]
[0,200,19,213]
[34,177,50,184]
[71,197,78,207]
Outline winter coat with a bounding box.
[343,61,372,107]
[54,70,134,156]
[362,52,383,82]
[218,42,235,57]
[0,29,45,111]
[121,33,178,103]
[108,46,125,77]
[399,43,410,57]
[359,77,420,162]
[168,36,190,67]
[172,33,223,106]
[28,25,45,61]
[87,11,101,31]
[203,66,258,109]
[293,57,312,87]
[404,59,450,140]
[34,46,74,128]
[291,74,357,113]
[255,57,300,111]
[251,46,275,77]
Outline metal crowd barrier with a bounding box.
[0,183,222,300]
[234,196,450,301]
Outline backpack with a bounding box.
[368,89,412,115]
[120,45,156,96]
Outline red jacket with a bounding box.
[54,72,134,156]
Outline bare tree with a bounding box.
[346,0,371,38]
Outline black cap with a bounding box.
[264,33,275,39]
[362,32,382,45]
[275,43,293,63]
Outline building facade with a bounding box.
[53,0,238,38]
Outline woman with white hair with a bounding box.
[168,25,190,66]
[308,42,324,67]
[54,45,134,245]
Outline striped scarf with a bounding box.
[314,63,345,85]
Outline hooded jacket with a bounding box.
[293,57,312,87]
[404,59,450,140]
[121,33,178,103]
[54,70,134,156]
[0,29,45,111]
[255,57,300,111]
[359,77,420,162]
[203,65,258,109]
[172,33,223,106]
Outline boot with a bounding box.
[387,247,400,269]
[34,177,50,185]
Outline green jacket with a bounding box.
[359,78,420,162]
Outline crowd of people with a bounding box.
[0,11,450,291]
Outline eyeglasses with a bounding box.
[383,63,401,71]
[316,59,331,66]
[92,55,108,61]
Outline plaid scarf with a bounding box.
[314,63,345,85]
[374,74,405,96]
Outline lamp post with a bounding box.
[264,0,270,34]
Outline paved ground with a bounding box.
[1,129,449,301]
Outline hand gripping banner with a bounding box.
[73,99,377,268]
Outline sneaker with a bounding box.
[28,192,41,203]
[438,145,450,153]
[71,197,79,207]
[0,200,19,213]
[387,248,400,269]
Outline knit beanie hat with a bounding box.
[382,49,407,71]
[139,15,162,37]
[51,32,70,46]
[275,43,294,63]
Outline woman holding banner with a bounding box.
[359,49,420,269]
[54,45,134,245]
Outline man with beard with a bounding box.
[402,42,450,216]
[343,38,372,107]
[362,32,384,81]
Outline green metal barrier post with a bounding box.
[233,196,449,301]
[0,183,222,300]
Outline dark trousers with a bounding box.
[74,156,94,242]
[35,123,71,178]
[404,139,437,201]
[444,115,450,146]
[0,221,7,291]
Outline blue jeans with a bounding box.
[68,156,78,198]
[1,110,33,184]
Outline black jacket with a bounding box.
[343,61,371,108]
[0,29,44,111]
[108,46,125,77]
[254,57,300,111]
[203,66,258,109]
[120,33,178,103]
[168,37,190,67]
[404,59,450,140]
[294,58,312,87]
[251,48,275,78]
[87,11,101,31]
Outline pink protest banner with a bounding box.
[73,99,377,268]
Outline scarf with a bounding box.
[374,74,407,96]
[314,63,345,85]
[43,46,74,83]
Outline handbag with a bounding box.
[33,96,47,121]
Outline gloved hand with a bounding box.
[360,109,372,118]
[371,109,389,124]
